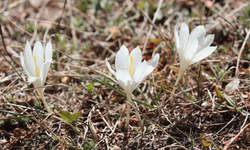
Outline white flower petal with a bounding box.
[105,58,116,76]
[130,46,142,68]
[41,61,52,85]
[32,77,42,88]
[138,54,159,85]
[188,25,206,43]
[24,41,36,76]
[33,41,44,69]
[116,69,132,95]
[148,54,159,70]
[191,46,217,65]
[179,23,189,50]
[20,52,30,77]
[28,76,38,83]
[133,60,149,87]
[199,34,214,51]
[174,26,181,50]
[143,54,159,78]
[45,41,53,62]
[185,38,198,60]
[115,45,129,71]
[175,26,184,61]
[133,60,146,82]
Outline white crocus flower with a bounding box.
[20,41,53,113]
[174,23,217,86]
[106,45,159,128]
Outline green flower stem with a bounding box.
[37,88,52,114]
[125,94,132,129]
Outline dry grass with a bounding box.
[1,0,250,149]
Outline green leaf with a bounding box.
[59,111,72,123]
[149,91,156,105]
[156,86,162,104]
[135,88,147,103]
[53,104,61,111]
[225,105,235,110]
[132,98,155,109]
[179,88,194,100]
[73,109,78,114]
[237,108,250,116]
[87,83,94,92]
[191,136,194,150]
[208,62,219,80]
[72,112,80,120]
[224,93,236,107]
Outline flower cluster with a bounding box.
[20,22,216,126]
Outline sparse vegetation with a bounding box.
[1,0,250,149]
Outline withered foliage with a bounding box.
[1,0,250,149]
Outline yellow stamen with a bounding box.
[129,55,137,78]
[33,56,40,77]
